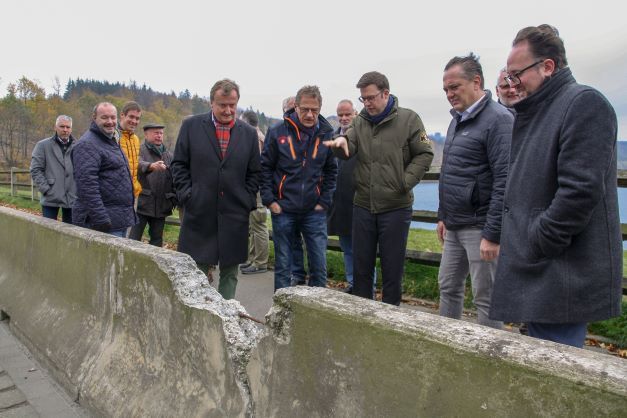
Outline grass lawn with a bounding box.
[1,188,625,347]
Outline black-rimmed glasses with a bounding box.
[358,90,383,103]
[505,60,544,86]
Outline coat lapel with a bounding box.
[200,113,223,160]
[50,138,65,166]
[221,122,241,165]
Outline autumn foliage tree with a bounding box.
[0,77,279,169]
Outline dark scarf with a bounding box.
[364,96,394,125]
[54,134,73,155]
[289,112,317,140]
[146,142,166,156]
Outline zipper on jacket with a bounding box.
[278,174,287,199]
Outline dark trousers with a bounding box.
[129,214,166,247]
[527,322,588,348]
[42,205,72,224]
[353,206,412,306]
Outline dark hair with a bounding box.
[444,52,484,89]
[121,101,141,115]
[513,24,568,70]
[210,79,240,102]
[295,85,322,107]
[241,110,259,127]
[356,71,389,91]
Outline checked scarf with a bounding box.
[213,114,235,159]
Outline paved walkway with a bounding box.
[0,321,87,418]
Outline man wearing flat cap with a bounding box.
[129,123,177,246]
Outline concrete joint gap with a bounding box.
[0,400,28,412]
[0,385,17,393]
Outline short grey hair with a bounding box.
[55,115,72,125]
[282,96,295,113]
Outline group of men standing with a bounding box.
[432,24,621,347]
[29,23,621,349]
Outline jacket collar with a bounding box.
[89,121,119,144]
[514,67,575,114]
[449,90,492,122]
[358,94,400,126]
[283,108,334,140]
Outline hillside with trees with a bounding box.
[0,77,279,169]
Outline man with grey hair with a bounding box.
[72,102,136,236]
[30,115,77,223]
[436,53,513,329]
[495,68,520,107]
[261,86,337,291]
[172,79,261,300]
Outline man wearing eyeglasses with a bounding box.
[495,68,520,108]
[489,25,621,348]
[437,53,513,330]
[261,85,337,291]
[324,71,433,306]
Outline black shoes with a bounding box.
[241,265,268,275]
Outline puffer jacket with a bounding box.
[71,122,136,231]
[337,95,433,213]
[261,110,337,213]
[437,90,513,243]
[119,128,142,197]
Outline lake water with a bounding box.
[411,181,627,232]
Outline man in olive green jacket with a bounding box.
[325,71,433,305]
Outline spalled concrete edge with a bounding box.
[0,206,263,417]
[148,249,264,416]
[268,287,627,396]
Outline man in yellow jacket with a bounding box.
[119,101,143,198]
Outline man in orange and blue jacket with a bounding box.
[261,85,337,291]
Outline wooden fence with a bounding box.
[2,167,626,293]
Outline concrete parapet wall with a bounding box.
[0,207,260,417]
[248,287,627,417]
[1,206,626,417]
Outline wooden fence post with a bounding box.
[10,167,16,196]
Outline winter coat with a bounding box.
[438,90,513,243]
[260,110,337,213]
[71,122,136,231]
[336,95,433,214]
[119,128,142,197]
[30,134,77,208]
[328,126,358,236]
[171,113,261,266]
[136,143,176,219]
[490,68,622,323]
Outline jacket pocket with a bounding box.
[47,178,55,185]
[527,208,547,260]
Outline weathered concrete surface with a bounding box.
[248,287,627,417]
[0,207,261,417]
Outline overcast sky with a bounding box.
[2,0,625,138]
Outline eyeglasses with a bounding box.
[358,90,383,103]
[504,60,544,87]
[297,107,320,115]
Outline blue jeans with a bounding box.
[42,205,72,224]
[339,234,376,291]
[291,230,307,285]
[109,229,127,237]
[527,322,588,348]
[272,210,328,290]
